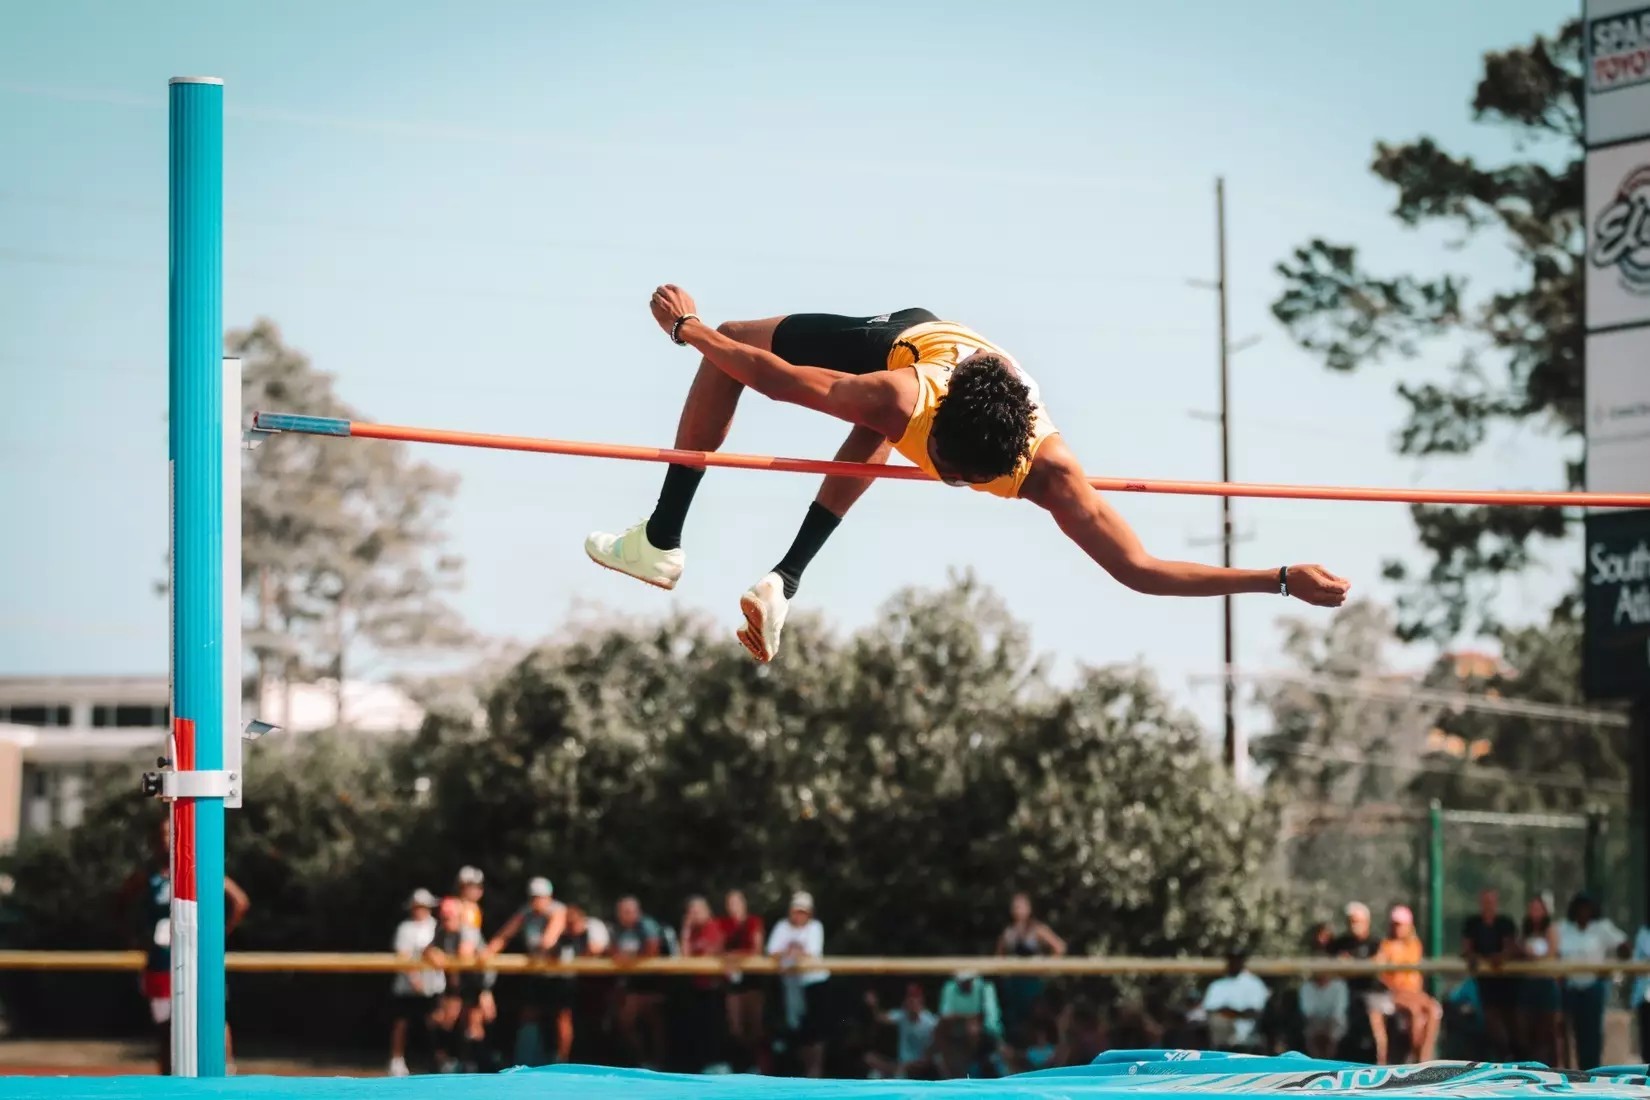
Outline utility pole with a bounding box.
[1188,178,1253,778]
[1215,177,1239,777]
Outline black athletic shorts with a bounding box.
[394,992,438,1023]
[771,308,938,375]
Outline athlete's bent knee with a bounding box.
[716,319,777,350]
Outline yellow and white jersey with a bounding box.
[883,320,1057,499]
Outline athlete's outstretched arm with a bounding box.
[649,285,909,438]
[1021,438,1350,605]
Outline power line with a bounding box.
[1198,667,1630,728]
[1265,740,1627,796]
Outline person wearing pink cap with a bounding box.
[1377,905,1440,1063]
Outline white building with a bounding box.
[0,674,423,849]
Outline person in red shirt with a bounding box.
[714,889,767,1072]
[681,896,728,1070]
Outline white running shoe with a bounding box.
[584,520,685,590]
[736,572,789,663]
[388,1057,410,1078]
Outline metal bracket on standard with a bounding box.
[140,720,273,805]
[141,764,238,801]
[243,427,274,450]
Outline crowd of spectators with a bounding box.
[382,872,1649,1077]
[385,879,1082,1078]
[1203,889,1637,1072]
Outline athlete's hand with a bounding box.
[650,284,699,337]
[1287,564,1351,607]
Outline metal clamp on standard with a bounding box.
[141,767,238,801]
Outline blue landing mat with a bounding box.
[8,1052,1650,1099]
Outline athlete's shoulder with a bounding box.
[1018,435,1079,505]
[834,368,916,440]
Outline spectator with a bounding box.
[1377,906,1441,1063]
[864,983,938,1079]
[680,895,727,1072]
[1556,891,1628,1069]
[610,896,667,1068]
[948,1016,1001,1079]
[1300,924,1348,1060]
[995,892,1066,1036]
[1440,974,1483,1060]
[1021,1019,1057,1070]
[424,896,486,1072]
[1196,952,1269,1052]
[1632,915,1650,1064]
[558,905,605,1063]
[115,816,250,1076]
[582,905,612,954]
[1331,901,1391,1064]
[767,891,829,1078]
[1462,888,1519,1061]
[939,970,1003,1039]
[714,889,766,1072]
[1518,892,1561,1068]
[933,970,1003,1076]
[454,867,499,1030]
[485,876,566,1067]
[389,888,443,1077]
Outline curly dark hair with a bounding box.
[929,355,1036,481]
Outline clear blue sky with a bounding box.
[0,0,1579,733]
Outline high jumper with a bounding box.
[584,287,1352,663]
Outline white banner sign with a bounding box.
[1587,0,1650,145]
[1587,139,1650,330]
[1586,327,1650,493]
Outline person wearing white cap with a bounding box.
[484,877,565,958]
[935,968,1005,1077]
[1330,901,1391,1064]
[939,969,1002,1039]
[766,891,829,1077]
[482,877,567,1066]
[389,888,444,1076]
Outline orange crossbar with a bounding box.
[300,418,1650,509]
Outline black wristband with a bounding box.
[671,314,700,346]
[1279,565,1289,597]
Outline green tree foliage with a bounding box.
[407,578,1286,959]
[3,578,1286,1040]
[236,320,469,719]
[1271,21,1583,642]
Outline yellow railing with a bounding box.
[0,951,1645,978]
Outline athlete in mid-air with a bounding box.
[586,286,1351,662]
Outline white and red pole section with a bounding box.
[168,75,228,1078]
